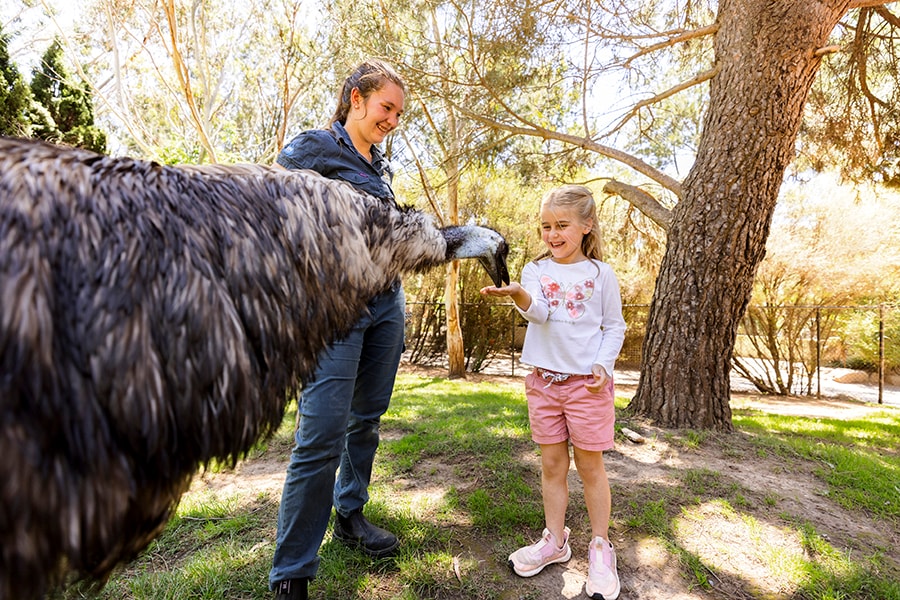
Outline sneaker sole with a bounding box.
[507,546,572,577]
[585,578,620,599]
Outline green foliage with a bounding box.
[0,24,34,136]
[800,8,900,186]
[836,307,900,372]
[733,175,900,394]
[29,39,105,152]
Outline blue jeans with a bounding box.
[269,284,405,586]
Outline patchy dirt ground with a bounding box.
[600,398,897,600]
[191,364,900,599]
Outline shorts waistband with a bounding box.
[534,367,592,387]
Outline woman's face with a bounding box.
[346,81,405,148]
[540,204,591,264]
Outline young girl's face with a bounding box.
[540,204,592,264]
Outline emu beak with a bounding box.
[443,225,510,287]
[479,239,510,287]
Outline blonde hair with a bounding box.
[534,184,605,262]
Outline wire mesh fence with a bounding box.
[405,301,899,402]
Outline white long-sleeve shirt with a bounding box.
[517,258,626,377]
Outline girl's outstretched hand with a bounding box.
[480,282,523,297]
[480,281,532,311]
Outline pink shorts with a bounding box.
[524,370,616,452]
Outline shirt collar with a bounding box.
[332,121,386,166]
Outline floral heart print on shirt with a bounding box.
[540,276,595,319]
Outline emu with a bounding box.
[0,136,509,600]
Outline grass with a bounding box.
[731,411,900,520]
[58,372,900,600]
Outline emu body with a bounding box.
[0,137,508,599]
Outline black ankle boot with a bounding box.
[274,578,308,600]
[333,510,399,557]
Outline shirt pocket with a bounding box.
[334,168,392,200]
[334,169,371,187]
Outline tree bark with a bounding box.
[629,0,850,430]
[444,132,465,378]
[445,261,466,378]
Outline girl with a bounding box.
[481,185,625,600]
[270,59,407,600]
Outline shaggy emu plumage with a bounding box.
[0,136,509,600]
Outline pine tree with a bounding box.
[30,39,106,152]
[0,24,34,137]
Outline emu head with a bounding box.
[442,225,510,287]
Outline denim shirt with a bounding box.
[276,121,396,204]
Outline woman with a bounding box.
[269,59,407,600]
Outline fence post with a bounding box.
[510,305,516,377]
[879,304,885,405]
[816,307,821,399]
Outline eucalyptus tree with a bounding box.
[355,0,900,430]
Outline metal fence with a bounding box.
[405,301,899,402]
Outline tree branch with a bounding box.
[432,24,684,200]
[606,64,721,136]
[602,179,672,231]
[874,4,900,27]
[624,23,719,68]
[854,8,887,107]
[852,8,888,152]
[456,105,684,199]
[581,4,594,138]
[162,0,218,163]
[814,44,842,56]
[399,128,445,225]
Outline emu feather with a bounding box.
[0,136,509,600]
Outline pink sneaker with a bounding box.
[508,527,571,577]
[586,536,620,599]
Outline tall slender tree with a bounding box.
[318,0,582,377]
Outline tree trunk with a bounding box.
[629,0,849,430]
[444,121,465,379]
[430,8,467,379]
[445,261,466,378]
